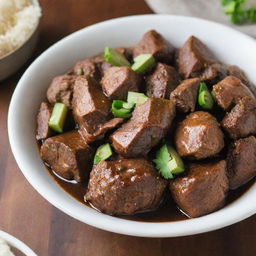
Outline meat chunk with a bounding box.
[101,66,141,100]
[72,76,111,141]
[111,98,176,158]
[170,78,200,113]
[47,75,76,107]
[85,54,112,78]
[227,65,251,87]
[73,58,100,80]
[228,65,256,96]
[227,136,256,189]
[175,111,224,159]
[36,102,52,140]
[146,63,180,99]
[85,158,167,215]
[222,97,256,139]
[170,160,228,218]
[200,63,227,84]
[79,117,124,144]
[40,131,94,182]
[178,36,217,78]
[133,30,174,63]
[212,76,254,110]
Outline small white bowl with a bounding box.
[0,0,41,81]
[0,230,37,256]
[8,15,256,237]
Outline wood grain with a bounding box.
[0,0,255,255]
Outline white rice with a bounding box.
[0,0,41,58]
[0,238,15,256]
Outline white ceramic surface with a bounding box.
[0,0,41,81]
[8,15,256,238]
[0,230,37,256]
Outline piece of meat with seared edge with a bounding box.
[175,111,224,160]
[222,97,256,139]
[178,36,217,78]
[212,76,254,111]
[85,158,167,215]
[41,131,94,182]
[72,76,122,143]
[133,30,174,63]
[101,66,141,100]
[111,98,176,158]
[36,102,52,140]
[170,78,200,113]
[227,136,256,189]
[146,63,180,99]
[170,160,228,218]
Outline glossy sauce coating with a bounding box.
[47,165,255,222]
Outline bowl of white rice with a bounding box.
[0,0,41,81]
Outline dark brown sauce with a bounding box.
[46,165,255,222]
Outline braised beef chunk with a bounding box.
[200,63,227,84]
[227,136,256,189]
[72,76,111,141]
[178,36,217,78]
[212,76,255,110]
[41,131,94,182]
[170,160,228,218]
[227,65,251,87]
[85,159,167,215]
[133,30,174,63]
[111,98,176,157]
[101,66,141,100]
[228,65,256,96]
[222,97,256,139]
[175,111,224,159]
[47,75,76,107]
[146,63,180,99]
[170,78,200,113]
[36,102,52,140]
[81,54,112,78]
[79,117,124,144]
[73,58,100,80]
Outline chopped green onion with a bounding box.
[167,147,185,175]
[112,100,133,118]
[75,68,84,76]
[224,1,237,14]
[48,103,68,133]
[104,47,131,67]
[153,144,185,179]
[123,102,135,110]
[94,143,113,164]
[127,92,148,106]
[198,82,208,94]
[198,82,214,110]
[131,54,156,74]
[221,0,256,24]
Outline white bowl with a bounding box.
[0,230,37,256]
[0,0,41,81]
[8,15,256,237]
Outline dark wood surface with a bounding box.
[0,1,255,255]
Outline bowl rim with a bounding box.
[0,0,41,60]
[0,230,37,256]
[8,14,256,238]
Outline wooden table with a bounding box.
[0,1,255,255]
